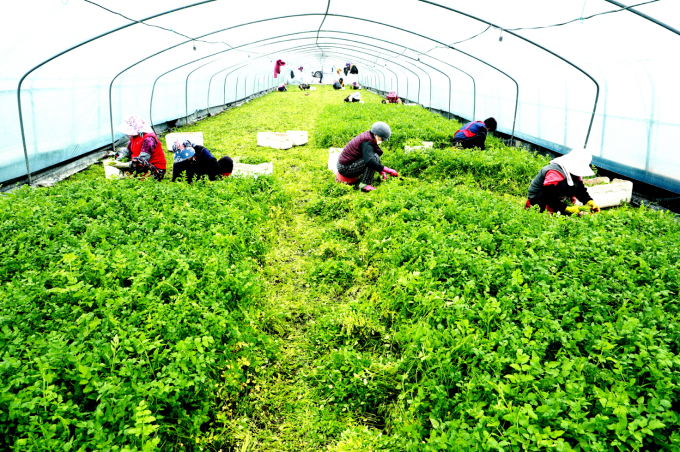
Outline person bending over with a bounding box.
[452,117,497,151]
[526,147,600,216]
[112,114,167,181]
[172,140,233,183]
[344,92,362,103]
[336,121,398,192]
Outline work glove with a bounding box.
[587,200,600,213]
[360,184,377,192]
[380,171,387,180]
[131,157,150,170]
[565,206,581,215]
[383,167,399,177]
[111,161,131,170]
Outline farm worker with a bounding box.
[452,118,497,151]
[336,121,398,192]
[277,82,287,92]
[351,81,360,90]
[525,147,601,215]
[344,92,362,103]
[112,114,167,181]
[382,91,402,104]
[172,140,233,183]
[333,78,344,90]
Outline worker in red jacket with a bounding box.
[452,117,497,151]
[112,114,167,180]
[526,147,601,215]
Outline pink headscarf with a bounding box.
[118,114,153,136]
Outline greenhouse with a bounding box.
[1,0,680,450]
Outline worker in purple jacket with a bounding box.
[336,122,399,192]
[452,117,497,150]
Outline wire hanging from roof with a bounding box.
[82,0,273,59]
[419,0,659,56]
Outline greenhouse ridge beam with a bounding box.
[419,0,599,148]
[603,0,680,36]
[17,0,216,185]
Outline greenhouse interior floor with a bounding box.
[2,86,679,451]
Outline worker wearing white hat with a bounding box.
[526,148,601,215]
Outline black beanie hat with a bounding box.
[218,156,234,174]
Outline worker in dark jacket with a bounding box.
[333,78,344,90]
[452,117,497,150]
[526,147,600,215]
[336,122,398,192]
[172,140,233,182]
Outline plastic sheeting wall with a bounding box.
[2,0,679,193]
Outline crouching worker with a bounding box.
[452,118,497,151]
[526,148,600,215]
[299,83,310,90]
[112,114,167,180]
[344,92,362,103]
[333,78,344,90]
[277,82,287,92]
[336,122,398,192]
[172,140,234,182]
[381,91,402,104]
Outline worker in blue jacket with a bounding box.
[452,117,497,150]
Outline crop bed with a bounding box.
[2,86,679,452]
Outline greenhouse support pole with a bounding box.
[419,1,598,147]
[186,59,222,125]
[18,0,215,184]
[603,1,680,36]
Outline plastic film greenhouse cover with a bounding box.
[1,0,679,193]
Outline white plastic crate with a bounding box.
[257,132,275,147]
[404,141,434,154]
[102,159,123,179]
[582,178,633,209]
[285,130,308,146]
[328,148,343,174]
[232,161,273,178]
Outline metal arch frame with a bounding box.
[283,45,416,101]
[38,11,521,182]
[281,40,441,112]
[102,16,502,153]
[322,14,519,139]
[16,0,216,184]
[319,30,477,118]
[108,15,514,153]
[307,37,452,114]
[418,0,599,147]
[603,0,680,36]
[213,33,432,107]
[159,42,409,124]
[185,58,224,124]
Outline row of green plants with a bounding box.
[0,176,284,451]
[304,178,680,451]
[315,102,551,197]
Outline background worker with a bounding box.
[336,122,398,192]
[452,117,497,150]
[526,147,600,215]
[381,91,402,104]
[277,82,287,92]
[333,78,344,90]
[172,140,233,183]
[344,92,362,103]
[112,114,167,180]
